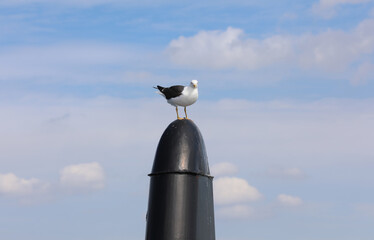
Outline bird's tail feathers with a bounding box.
[153,85,164,91]
[153,85,166,98]
[156,91,165,97]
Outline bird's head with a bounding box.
[191,80,198,88]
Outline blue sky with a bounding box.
[1,1,374,240]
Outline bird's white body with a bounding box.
[167,85,198,107]
[156,80,199,119]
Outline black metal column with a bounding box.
[145,119,215,240]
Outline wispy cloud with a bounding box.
[2,18,374,87]
[311,0,372,18]
[277,194,303,206]
[168,27,293,70]
[167,19,374,84]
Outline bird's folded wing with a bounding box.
[160,85,185,99]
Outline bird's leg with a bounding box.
[184,107,188,119]
[176,107,182,120]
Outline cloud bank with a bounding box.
[1,96,373,211]
[167,20,374,83]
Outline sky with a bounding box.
[1,0,374,240]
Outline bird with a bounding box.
[154,80,198,119]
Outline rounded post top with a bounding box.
[150,119,210,177]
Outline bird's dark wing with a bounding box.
[156,85,184,100]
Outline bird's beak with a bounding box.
[193,83,197,88]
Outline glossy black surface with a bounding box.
[145,175,215,240]
[145,119,215,240]
[151,119,210,176]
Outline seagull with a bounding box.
[154,80,198,119]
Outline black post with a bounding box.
[145,119,215,240]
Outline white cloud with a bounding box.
[277,194,303,206]
[167,20,374,82]
[2,20,373,86]
[217,204,255,219]
[0,173,49,196]
[214,177,262,205]
[210,162,238,176]
[312,0,371,18]
[167,27,294,70]
[60,162,105,191]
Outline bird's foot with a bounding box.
[177,117,184,120]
